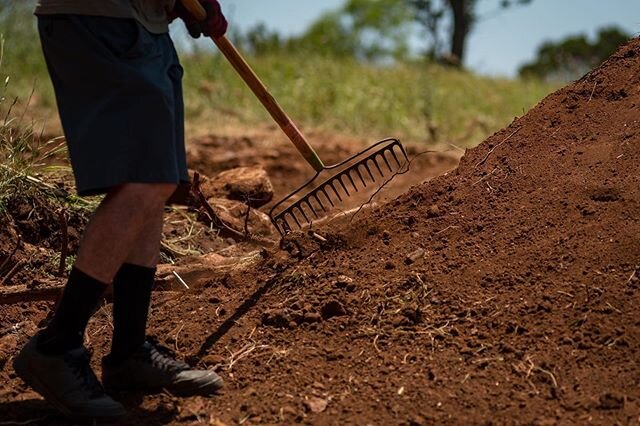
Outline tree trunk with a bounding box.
[448,0,473,65]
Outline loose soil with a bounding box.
[1,39,639,425]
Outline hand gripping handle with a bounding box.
[179,0,325,172]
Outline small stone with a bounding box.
[334,275,353,287]
[0,334,18,368]
[598,392,625,410]
[201,354,225,367]
[409,414,427,426]
[262,309,290,328]
[303,312,322,323]
[321,300,347,320]
[304,396,328,413]
[334,275,357,292]
[405,248,425,265]
[385,261,396,270]
[280,405,297,417]
[427,204,441,218]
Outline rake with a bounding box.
[181,0,409,235]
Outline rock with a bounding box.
[409,415,428,426]
[321,300,347,320]
[262,309,291,328]
[280,405,297,418]
[208,198,274,236]
[334,275,356,292]
[303,312,322,323]
[427,204,441,218]
[0,333,18,368]
[304,396,328,413]
[405,248,425,265]
[598,392,625,410]
[203,167,274,207]
[201,353,226,367]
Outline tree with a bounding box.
[292,0,414,62]
[407,0,532,66]
[518,26,631,80]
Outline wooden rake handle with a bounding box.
[179,0,325,172]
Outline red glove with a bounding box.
[169,0,227,39]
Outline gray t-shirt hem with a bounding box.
[35,1,171,34]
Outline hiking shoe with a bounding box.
[102,341,223,395]
[13,333,127,422]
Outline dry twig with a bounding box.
[588,81,597,102]
[57,209,68,277]
[191,172,245,240]
[475,127,521,168]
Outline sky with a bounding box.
[221,0,640,78]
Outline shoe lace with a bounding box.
[141,342,189,374]
[64,350,105,398]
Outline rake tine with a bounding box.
[304,199,319,218]
[389,149,402,167]
[289,210,302,229]
[320,187,335,207]
[328,182,343,202]
[296,205,310,224]
[336,176,350,196]
[380,151,393,173]
[312,193,327,212]
[371,157,384,177]
[361,163,376,182]
[353,167,367,187]
[344,171,358,192]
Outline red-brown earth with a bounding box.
[1,38,639,425]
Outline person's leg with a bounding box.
[14,183,176,420]
[74,183,176,283]
[102,203,224,396]
[37,183,176,355]
[109,211,164,363]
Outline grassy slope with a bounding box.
[183,53,555,145]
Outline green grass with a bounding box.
[181,52,556,145]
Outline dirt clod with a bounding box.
[202,166,274,207]
[597,393,625,410]
[426,204,441,218]
[304,396,329,413]
[321,300,347,319]
[405,248,425,265]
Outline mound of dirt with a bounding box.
[1,39,639,425]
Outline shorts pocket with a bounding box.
[82,16,155,60]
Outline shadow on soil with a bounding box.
[191,274,279,362]
[0,397,178,425]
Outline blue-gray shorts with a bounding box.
[37,15,189,196]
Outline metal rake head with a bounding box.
[269,138,409,235]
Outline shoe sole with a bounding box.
[13,352,126,423]
[105,376,224,396]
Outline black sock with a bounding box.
[37,267,109,355]
[109,263,155,364]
